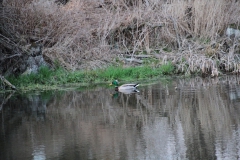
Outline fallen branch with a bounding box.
[125,54,152,58]
[0,75,16,90]
[0,53,22,61]
[0,33,29,55]
[125,58,143,63]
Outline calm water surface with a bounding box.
[1,76,240,160]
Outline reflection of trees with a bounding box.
[46,88,146,159]
[46,77,240,159]
[167,76,240,160]
[128,76,240,159]
[0,91,50,160]
[1,76,240,159]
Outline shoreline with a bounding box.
[2,62,239,92]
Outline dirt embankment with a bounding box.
[1,0,240,77]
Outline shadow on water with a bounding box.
[1,75,240,160]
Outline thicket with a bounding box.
[1,0,240,76]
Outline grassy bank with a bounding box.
[7,63,174,90]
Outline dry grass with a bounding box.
[1,0,240,73]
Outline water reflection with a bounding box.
[32,145,46,160]
[1,76,240,160]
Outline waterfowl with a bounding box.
[110,80,139,94]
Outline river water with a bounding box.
[1,76,240,160]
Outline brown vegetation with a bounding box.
[1,0,240,75]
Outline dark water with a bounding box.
[1,76,240,160]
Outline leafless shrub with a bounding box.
[1,0,240,71]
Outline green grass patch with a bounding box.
[7,63,174,90]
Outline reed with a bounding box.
[1,0,240,74]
